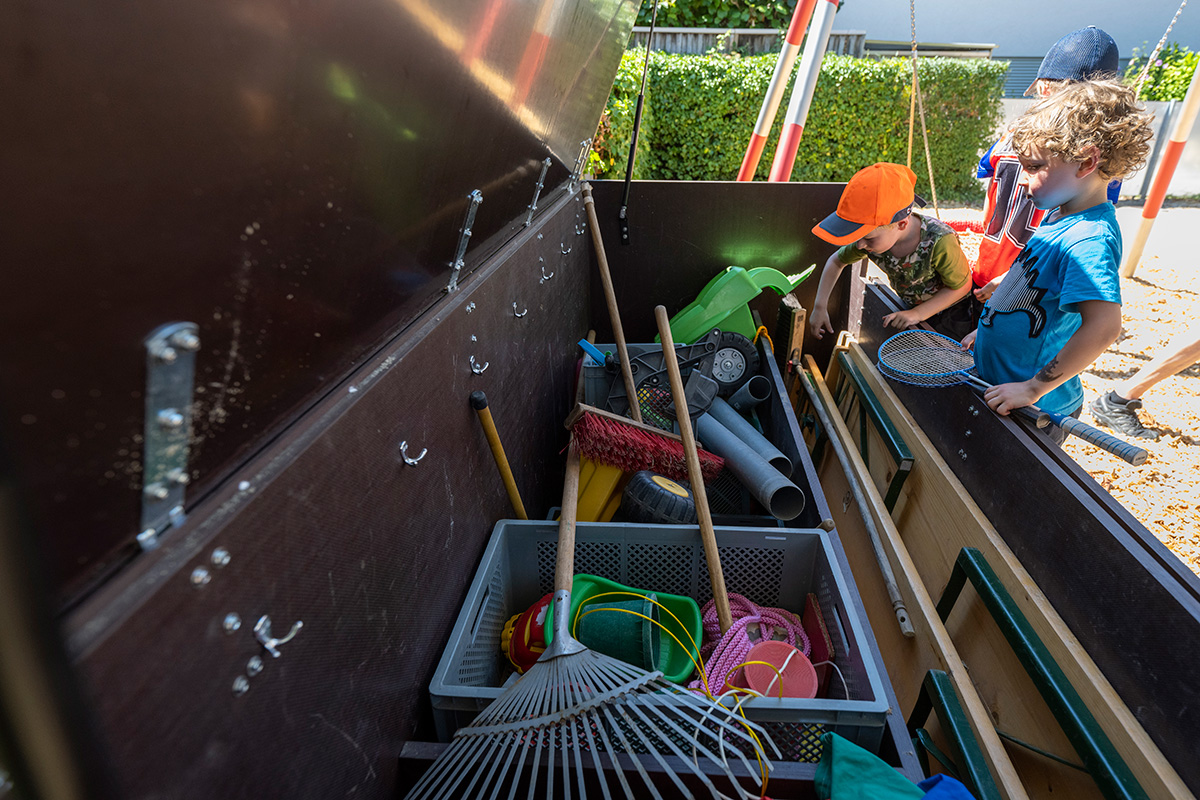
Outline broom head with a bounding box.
[569,404,724,484]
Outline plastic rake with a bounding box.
[876,330,1148,467]
[404,445,779,800]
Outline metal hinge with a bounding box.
[569,139,592,193]
[525,158,553,227]
[138,322,199,550]
[446,190,483,293]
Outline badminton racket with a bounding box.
[877,330,1148,467]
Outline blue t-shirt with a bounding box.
[975,202,1122,416]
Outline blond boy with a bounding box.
[964,80,1152,444]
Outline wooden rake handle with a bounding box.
[555,443,582,593]
[655,305,733,633]
[582,183,642,423]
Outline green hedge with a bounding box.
[592,51,1008,203]
[1125,42,1199,101]
[635,0,844,29]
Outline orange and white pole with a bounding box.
[767,0,839,182]
[736,0,819,181]
[1121,57,1200,277]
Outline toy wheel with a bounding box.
[619,471,697,524]
[712,332,759,396]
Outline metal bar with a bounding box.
[1122,57,1200,277]
[936,548,1148,800]
[736,0,818,181]
[767,0,840,181]
[802,358,914,637]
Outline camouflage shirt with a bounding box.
[837,214,969,308]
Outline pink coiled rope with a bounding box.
[688,593,810,694]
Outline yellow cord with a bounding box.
[752,325,773,351]
[569,592,774,793]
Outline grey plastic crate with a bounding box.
[429,520,890,761]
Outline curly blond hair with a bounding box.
[1009,79,1153,181]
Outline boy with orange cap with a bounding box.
[809,162,972,340]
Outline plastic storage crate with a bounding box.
[429,520,891,761]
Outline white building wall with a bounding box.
[832,0,1200,58]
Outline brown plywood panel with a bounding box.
[63,193,591,800]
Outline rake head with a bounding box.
[406,626,777,800]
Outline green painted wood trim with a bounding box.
[908,670,1003,800]
[833,351,914,512]
[936,548,1149,800]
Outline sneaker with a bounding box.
[1088,391,1160,441]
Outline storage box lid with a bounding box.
[1,0,638,602]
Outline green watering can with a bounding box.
[656,265,814,344]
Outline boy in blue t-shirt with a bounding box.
[962,80,1152,445]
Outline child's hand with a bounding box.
[982,380,1043,416]
[881,309,922,330]
[973,274,1005,302]
[960,330,977,350]
[809,307,834,339]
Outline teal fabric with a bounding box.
[814,733,925,800]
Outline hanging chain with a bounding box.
[907,0,939,216]
[1134,0,1188,95]
[906,0,918,167]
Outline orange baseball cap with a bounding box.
[813,162,926,246]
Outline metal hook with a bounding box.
[470,355,489,374]
[253,615,303,658]
[540,266,554,283]
[400,440,427,466]
[512,303,527,318]
[560,244,571,255]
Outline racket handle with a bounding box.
[1051,414,1149,466]
[1011,406,1051,428]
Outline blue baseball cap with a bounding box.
[1029,27,1119,94]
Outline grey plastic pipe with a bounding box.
[694,413,805,521]
[707,396,793,477]
[727,374,772,414]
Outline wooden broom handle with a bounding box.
[655,305,733,633]
[582,183,642,424]
[555,443,582,593]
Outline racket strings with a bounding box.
[876,329,977,387]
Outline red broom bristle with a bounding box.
[573,411,725,484]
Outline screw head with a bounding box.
[232,676,250,696]
[223,613,242,633]
[144,483,170,501]
[137,528,159,550]
[166,468,190,486]
[169,331,200,351]
[965,430,973,438]
[190,566,211,587]
[157,409,185,430]
[246,655,264,676]
[958,450,968,460]
[211,547,231,568]
[154,345,178,364]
